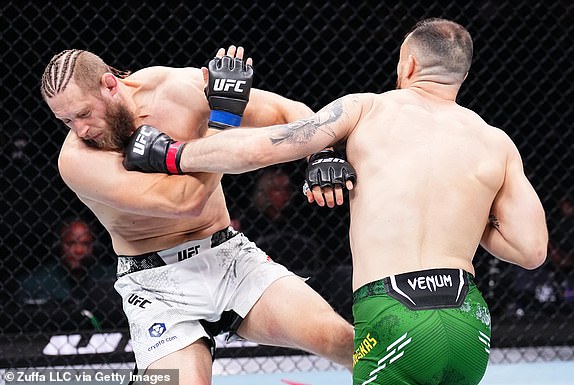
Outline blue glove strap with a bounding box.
[209,110,241,127]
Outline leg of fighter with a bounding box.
[237,276,354,371]
[146,338,213,385]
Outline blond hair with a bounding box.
[40,49,130,99]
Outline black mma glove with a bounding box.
[305,149,357,190]
[123,125,186,174]
[206,55,254,129]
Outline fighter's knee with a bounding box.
[332,318,355,350]
[313,315,354,353]
[316,317,354,370]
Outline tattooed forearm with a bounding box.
[268,118,331,145]
[269,98,344,145]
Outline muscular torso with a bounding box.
[346,90,507,289]
[62,67,230,255]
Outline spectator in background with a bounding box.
[241,168,321,276]
[249,168,294,231]
[239,168,354,320]
[15,217,121,331]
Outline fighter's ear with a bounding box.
[101,73,119,96]
[406,55,416,79]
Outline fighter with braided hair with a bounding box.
[41,46,354,385]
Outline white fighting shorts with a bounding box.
[114,227,294,370]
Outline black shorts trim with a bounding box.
[353,268,472,310]
[116,227,238,278]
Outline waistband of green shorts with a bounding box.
[352,268,474,303]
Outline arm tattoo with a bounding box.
[268,98,344,145]
[489,214,500,229]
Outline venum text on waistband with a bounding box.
[407,274,453,292]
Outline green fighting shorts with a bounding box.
[352,268,491,385]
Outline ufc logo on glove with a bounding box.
[212,79,247,93]
[311,157,345,165]
[131,126,155,156]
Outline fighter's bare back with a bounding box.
[346,89,515,288]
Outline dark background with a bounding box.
[1,0,573,367]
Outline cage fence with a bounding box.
[1,0,573,373]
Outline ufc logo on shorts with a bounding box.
[213,79,247,93]
[127,294,152,309]
[177,244,201,261]
[131,126,155,156]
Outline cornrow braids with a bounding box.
[40,49,132,99]
[41,49,83,99]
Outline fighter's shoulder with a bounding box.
[330,92,379,109]
[340,91,394,114]
[58,133,120,184]
[129,66,203,85]
[488,126,518,154]
[58,131,83,163]
[364,89,405,107]
[462,110,516,150]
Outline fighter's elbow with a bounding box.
[521,208,549,270]
[286,101,314,121]
[521,241,549,270]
